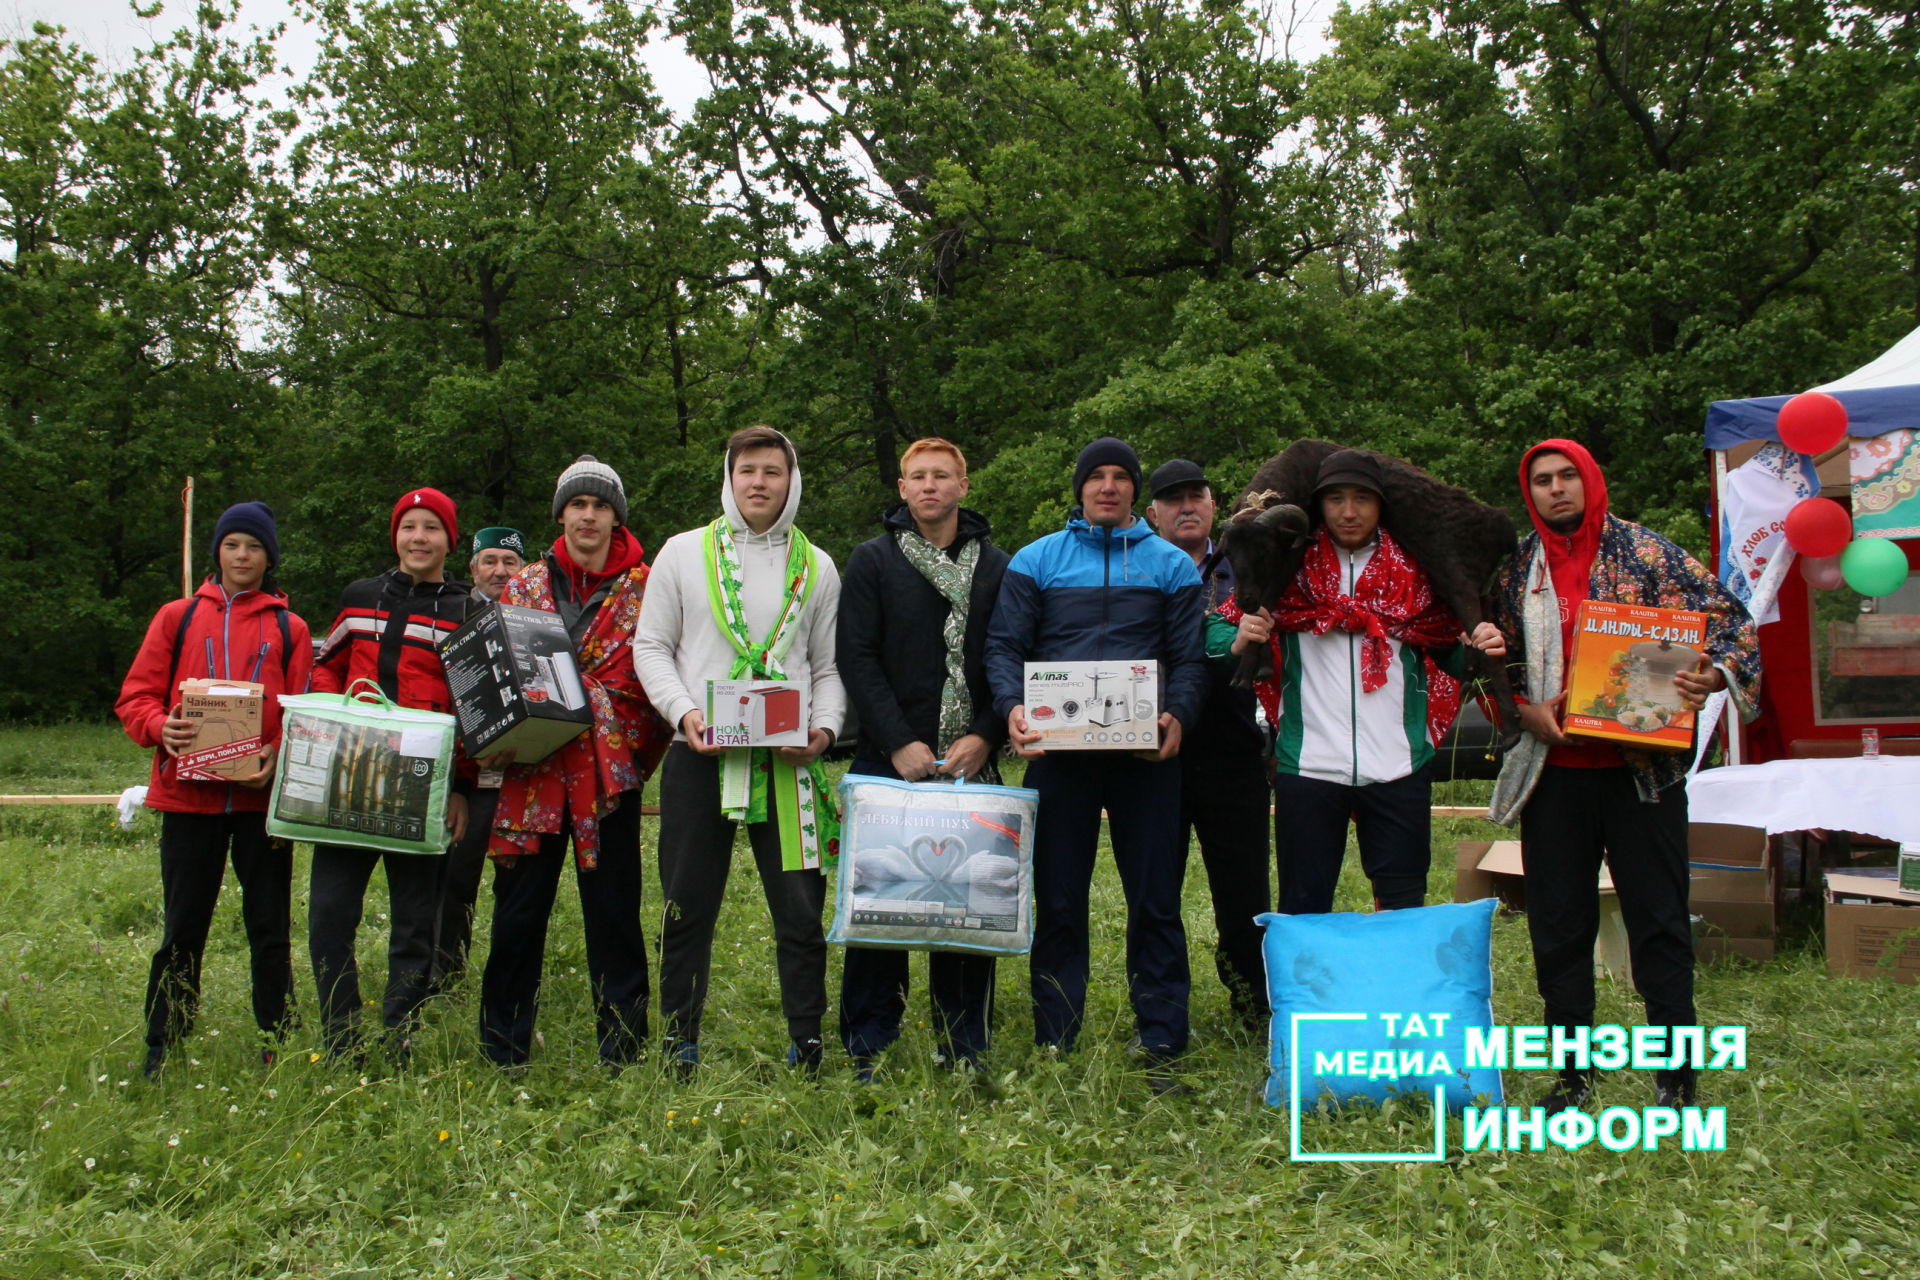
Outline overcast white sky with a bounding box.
[5,0,1331,118]
[2,0,712,116]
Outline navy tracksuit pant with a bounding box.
[1026,752,1189,1057]
[1176,751,1272,1028]
[1272,765,1433,914]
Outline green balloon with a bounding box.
[1839,536,1910,597]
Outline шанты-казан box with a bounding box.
[1563,600,1708,751]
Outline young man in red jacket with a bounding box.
[116,502,314,1079]
[479,457,672,1068]
[308,487,477,1062]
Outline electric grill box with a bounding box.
[438,603,592,763]
[1021,659,1160,750]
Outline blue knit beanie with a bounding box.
[211,501,280,569]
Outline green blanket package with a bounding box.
[268,680,457,855]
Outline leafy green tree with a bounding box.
[1318,0,1920,543]
[673,0,1386,550]
[0,12,281,717]
[271,0,751,592]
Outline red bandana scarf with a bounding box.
[1223,527,1465,748]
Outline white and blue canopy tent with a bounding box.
[1707,324,1920,451]
[1702,325,1920,763]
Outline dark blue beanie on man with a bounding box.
[211,501,281,569]
[1072,436,1143,502]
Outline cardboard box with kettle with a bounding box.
[438,603,593,764]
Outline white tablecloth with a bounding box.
[1687,757,1920,845]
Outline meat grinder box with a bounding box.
[176,679,268,781]
[438,603,592,763]
[1564,600,1709,751]
[703,680,808,748]
[1022,659,1160,750]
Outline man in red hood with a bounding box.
[1489,440,1761,1113]
[478,455,671,1069]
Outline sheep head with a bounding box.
[1222,492,1312,613]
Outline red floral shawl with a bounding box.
[488,546,672,869]
[1222,526,1465,748]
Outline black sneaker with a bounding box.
[1537,1073,1593,1112]
[668,1040,699,1080]
[1655,1077,1697,1108]
[851,1054,878,1084]
[1147,1067,1189,1100]
[142,1047,165,1082]
[787,1037,825,1074]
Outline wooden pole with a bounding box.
[181,475,195,598]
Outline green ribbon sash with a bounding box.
[701,516,839,869]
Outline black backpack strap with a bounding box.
[164,597,202,697]
[168,597,295,690]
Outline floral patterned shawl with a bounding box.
[489,558,672,869]
[1490,513,1762,817]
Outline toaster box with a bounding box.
[1022,659,1160,750]
[704,680,809,749]
[438,603,593,763]
[1563,600,1709,751]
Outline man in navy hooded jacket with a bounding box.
[985,437,1208,1088]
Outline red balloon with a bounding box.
[1777,391,1849,455]
[1799,553,1845,590]
[1783,497,1853,558]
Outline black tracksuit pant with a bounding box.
[146,810,295,1052]
[1176,751,1271,1029]
[432,785,499,987]
[1027,752,1189,1057]
[837,758,997,1064]
[1272,765,1433,914]
[656,744,827,1047]
[1521,764,1696,1087]
[479,789,650,1066]
[308,843,444,1053]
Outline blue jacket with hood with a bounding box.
[984,509,1208,730]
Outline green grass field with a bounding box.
[0,725,1913,1277]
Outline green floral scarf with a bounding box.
[894,530,979,758]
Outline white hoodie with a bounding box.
[633,443,846,743]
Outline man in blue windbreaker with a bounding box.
[984,436,1208,1094]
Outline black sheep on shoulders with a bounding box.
[1215,439,1522,749]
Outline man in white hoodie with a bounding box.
[634,425,846,1072]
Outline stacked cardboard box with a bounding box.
[1824,867,1920,984]
[1688,824,1775,963]
[1454,823,1775,972]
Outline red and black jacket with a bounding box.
[116,579,315,814]
[311,568,476,717]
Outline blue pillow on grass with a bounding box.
[1258,898,1503,1112]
